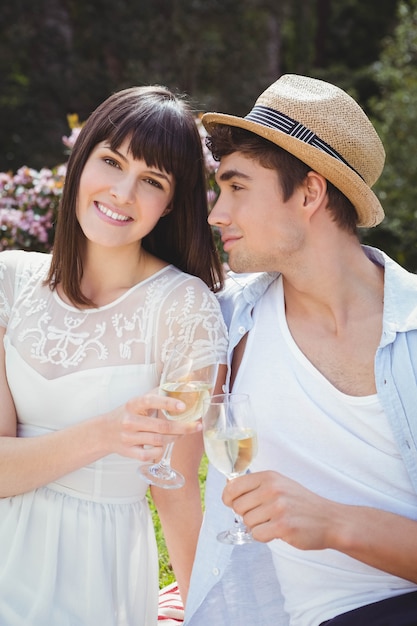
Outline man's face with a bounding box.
[209,152,306,274]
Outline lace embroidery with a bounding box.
[0,252,228,379]
[19,311,108,367]
[112,273,172,360]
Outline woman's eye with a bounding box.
[231,183,242,191]
[103,157,120,168]
[145,178,163,189]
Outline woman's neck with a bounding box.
[78,244,167,307]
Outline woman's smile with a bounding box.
[76,138,175,248]
[94,201,132,224]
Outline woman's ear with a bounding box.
[161,203,173,217]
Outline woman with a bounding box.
[0,86,227,625]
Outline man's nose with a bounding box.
[208,195,230,227]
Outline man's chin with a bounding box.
[228,255,255,274]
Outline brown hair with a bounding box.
[47,86,223,306]
[207,126,358,234]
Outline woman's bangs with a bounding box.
[130,120,189,179]
[107,108,192,179]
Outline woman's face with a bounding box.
[76,137,175,250]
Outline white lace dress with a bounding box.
[0,250,228,626]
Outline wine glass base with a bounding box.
[217,528,254,545]
[138,462,185,489]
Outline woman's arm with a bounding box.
[0,329,202,497]
[151,430,204,604]
[152,365,227,602]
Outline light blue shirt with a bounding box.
[185,247,417,625]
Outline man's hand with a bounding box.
[223,470,336,549]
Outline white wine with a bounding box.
[161,381,212,422]
[204,427,258,477]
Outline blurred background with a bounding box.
[1,0,417,268]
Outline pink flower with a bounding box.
[62,127,82,150]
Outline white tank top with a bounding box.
[233,275,417,626]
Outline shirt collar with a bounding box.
[225,246,417,343]
[363,246,417,342]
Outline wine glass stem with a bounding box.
[233,512,248,533]
[158,441,175,468]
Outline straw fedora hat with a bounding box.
[202,74,385,228]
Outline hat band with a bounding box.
[245,105,362,179]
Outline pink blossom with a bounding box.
[62,127,82,150]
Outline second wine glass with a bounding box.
[138,345,218,489]
[202,392,258,544]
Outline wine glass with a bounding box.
[202,392,258,544]
[138,345,218,489]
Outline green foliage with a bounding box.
[0,0,282,170]
[0,0,400,171]
[316,0,398,70]
[364,0,417,270]
[3,0,416,268]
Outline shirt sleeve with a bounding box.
[156,273,228,370]
[0,250,49,329]
[0,250,20,328]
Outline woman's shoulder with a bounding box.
[0,249,51,277]
[144,266,223,317]
[150,264,206,290]
[161,265,219,298]
[0,251,52,324]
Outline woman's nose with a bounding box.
[110,175,136,204]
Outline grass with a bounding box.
[147,454,209,588]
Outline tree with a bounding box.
[363,0,417,270]
[0,0,400,171]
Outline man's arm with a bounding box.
[223,470,417,584]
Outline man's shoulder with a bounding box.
[364,246,417,333]
[216,271,278,329]
[218,271,278,302]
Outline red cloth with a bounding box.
[158,582,184,624]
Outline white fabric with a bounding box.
[185,249,417,626]
[236,274,417,626]
[0,250,228,626]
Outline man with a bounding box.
[184,75,417,625]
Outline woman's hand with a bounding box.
[101,391,202,462]
[0,389,200,496]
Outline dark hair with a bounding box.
[207,126,358,233]
[47,86,223,306]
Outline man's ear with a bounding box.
[303,171,327,209]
